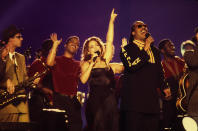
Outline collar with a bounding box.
[133,39,145,48]
[9,52,16,60]
[8,52,18,66]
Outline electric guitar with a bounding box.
[0,69,48,109]
[176,73,189,113]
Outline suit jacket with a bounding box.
[4,52,28,86]
[120,42,167,113]
[0,52,29,120]
[184,46,198,116]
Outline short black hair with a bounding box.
[65,36,79,45]
[0,40,6,48]
[41,39,53,57]
[1,25,23,44]
[41,39,53,52]
[158,39,171,50]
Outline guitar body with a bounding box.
[176,73,189,114]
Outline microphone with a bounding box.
[93,51,100,62]
[145,32,151,39]
[145,32,154,46]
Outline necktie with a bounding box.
[12,55,19,83]
[12,55,16,64]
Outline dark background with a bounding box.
[0,0,198,92]
[0,0,198,62]
[1,0,198,127]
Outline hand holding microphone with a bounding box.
[92,51,100,62]
[144,32,154,51]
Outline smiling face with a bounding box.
[81,37,105,61]
[88,40,102,55]
[163,41,176,57]
[132,21,148,41]
[65,37,79,55]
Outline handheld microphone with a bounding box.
[145,32,154,45]
[145,32,151,39]
[93,51,100,62]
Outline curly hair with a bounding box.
[81,36,105,61]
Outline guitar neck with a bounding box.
[14,69,48,92]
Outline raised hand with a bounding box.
[144,36,154,51]
[121,37,128,47]
[50,33,62,46]
[110,8,118,22]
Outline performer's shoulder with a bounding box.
[175,56,185,63]
[15,52,25,59]
[123,43,138,51]
[15,52,23,56]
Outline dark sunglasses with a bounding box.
[15,35,23,39]
[137,24,147,28]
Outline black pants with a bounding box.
[52,93,82,131]
[120,110,159,131]
[162,98,177,130]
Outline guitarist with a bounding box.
[28,39,54,104]
[28,38,53,129]
[183,40,198,123]
[0,25,39,122]
[158,39,185,130]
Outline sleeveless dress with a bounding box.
[85,68,119,131]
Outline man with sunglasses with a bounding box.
[120,21,171,131]
[0,25,30,122]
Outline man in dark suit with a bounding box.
[120,21,171,131]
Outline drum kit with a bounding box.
[164,114,198,131]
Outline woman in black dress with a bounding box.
[80,9,124,131]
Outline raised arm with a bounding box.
[104,8,117,64]
[46,33,62,66]
[121,37,128,48]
